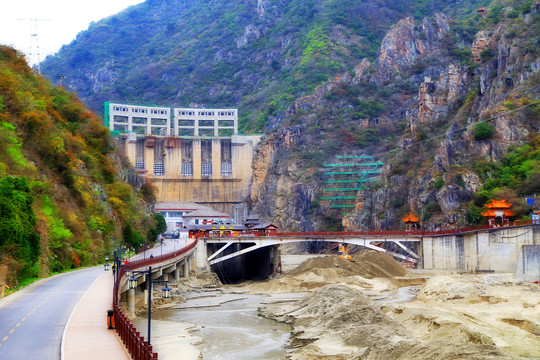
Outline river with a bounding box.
[134,255,419,360]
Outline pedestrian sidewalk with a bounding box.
[63,272,131,360]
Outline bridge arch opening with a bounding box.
[207,243,276,283]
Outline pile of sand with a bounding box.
[235,251,408,294]
[287,250,408,278]
[384,274,540,358]
[416,274,534,304]
[261,284,516,360]
[175,271,222,292]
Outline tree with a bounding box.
[122,223,136,247]
[147,227,158,243]
[0,176,40,282]
[473,122,494,140]
[153,213,167,234]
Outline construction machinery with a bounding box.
[338,243,351,260]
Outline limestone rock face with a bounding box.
[89,60,118,94]
[256,0,269,17]
[371,15,449,84]
[413,64,468,130]
[250,125,317,229]
[350,58,371,86]
[248,11,539,231]
[236,24,262,48]
[471,31,491,63]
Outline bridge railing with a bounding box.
[113,304,157,360]
[113,237,198,360]
[274,222,532,238]
[119,238,198,280]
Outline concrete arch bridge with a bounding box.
[197,225,540,283]
[197,231,423,283]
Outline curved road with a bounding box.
[133,236,188,261]
[0,267,104,360]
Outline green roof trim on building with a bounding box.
[104,101,110,128]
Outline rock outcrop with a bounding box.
[371,15,449,85]
[249,10,539,231]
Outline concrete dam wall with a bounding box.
[115,134,262,214]
[422,225,539,279]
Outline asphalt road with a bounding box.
[133,236,188,260]
[0,267,104,360]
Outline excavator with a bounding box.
[337,243,351,260]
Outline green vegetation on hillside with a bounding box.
[468,134,540,223]
[37,0,539,231]
[0,46,154,286]
[42,0,469,132]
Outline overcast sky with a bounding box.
[0,0,145,67]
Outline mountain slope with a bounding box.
[0,46,154,286]
[249,0,540,230]
[42,0,457,132]
[38,0,539,231]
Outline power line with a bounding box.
[382,99,540,156]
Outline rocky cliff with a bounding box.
[249,3,540,230]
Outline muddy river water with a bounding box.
[137,255,419,360]
[153,293,292,359]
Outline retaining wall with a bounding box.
[422,225,539,280]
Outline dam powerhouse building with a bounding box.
[104,102,262,214]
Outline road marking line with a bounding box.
[16,323,20,327]
[33,308,37,311]
[2,336,7,341]
[27,312,31,316]
[21,317,26,321]
[9,329,14,334]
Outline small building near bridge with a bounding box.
[401,212,419,231]
[481,199,514,227]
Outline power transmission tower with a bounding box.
[17,18,51,72]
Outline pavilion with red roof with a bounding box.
[401,212,419,231]
[481,199,514,227]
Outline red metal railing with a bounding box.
[119,238,198,280]
[275,222,532,238]
[113,238,198,360]
[114,304,157,360]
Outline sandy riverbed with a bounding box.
[128,250,540,359]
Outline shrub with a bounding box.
[423,200,441,220]
[473,121,494,140]
[434,177,444,190]
[480,48,495,62]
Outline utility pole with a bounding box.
[17,18,51,72]
[56,75,66,87]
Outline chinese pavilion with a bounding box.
[401,212,419,231]
[481,199,514,226]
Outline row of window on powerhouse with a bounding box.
[177,110,235,117]
[111,107,235,118]
[112,106,168,115]
[114,127,235,137]
[137,162,233,176]
[112,117,236,127]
